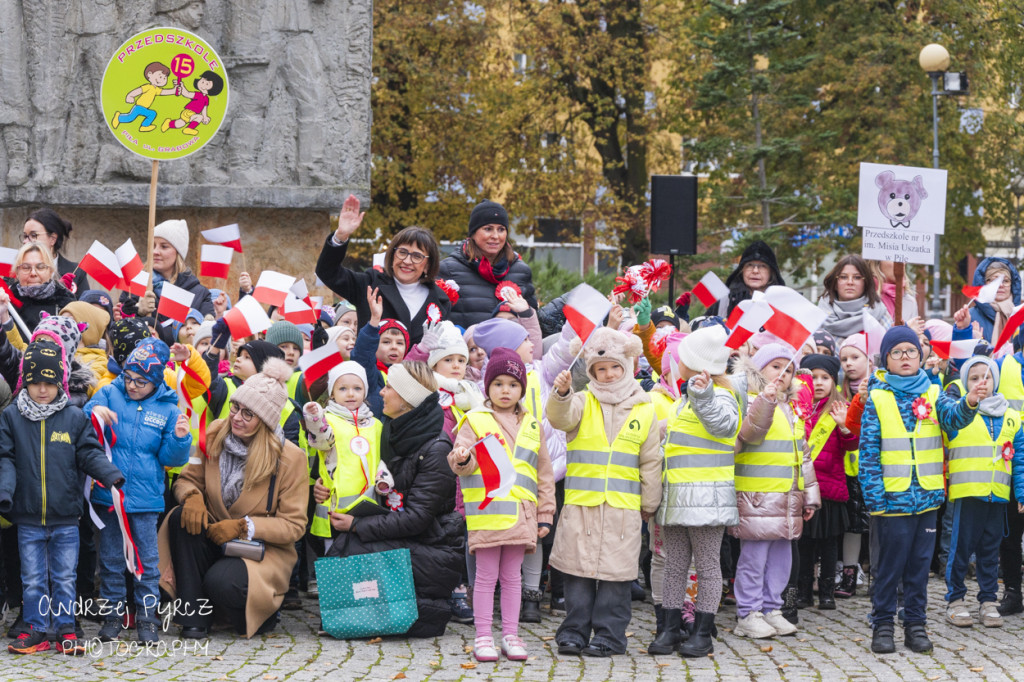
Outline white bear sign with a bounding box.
[856,162,948,234]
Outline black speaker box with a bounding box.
[650,175,697,255]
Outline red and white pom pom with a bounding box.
[435,279,460,305]
[495,281,522,302]
[650,326,673,358]
[613,265,651,305]
[1002,441,1014,461]
[911,397,933,422]
[640,259,672,293]
[426,302,443,324]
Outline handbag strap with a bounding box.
[266,460,281,515]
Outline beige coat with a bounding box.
[157,420,309,638]
[453,407,555,554]
[545,385,662,582]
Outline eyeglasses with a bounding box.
[394,248,426,265]
[229,402,256,423]
[124,374,151,388]
[743,262,768,271]
[17,263,52,273]
[20,232,47,244]
[888,348,920,360]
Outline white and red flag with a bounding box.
[224,295,273,339]
[200,244,234,279]
[472,433,516,510]
[298,341,343,389]
[994,303,1024,354]
[126,270,149,297]
[763,286,828,351]
[691,271,729,308]
[156,282,196,323]
[563,283,612,343]
[114,239,144,290]
[79,241,123,292]
[253,270,296,307]
[930,339,977,360]
[0,247,16,278]
[725,300,773,350]
[201,223,243,252]
[862,311,887,358]
[282,294,317,326]
[962,273,1004,304]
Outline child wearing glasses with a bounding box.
[858,326,985,655]
[85,338,192,644]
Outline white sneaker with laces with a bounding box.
[762,609,798,636]
[733,611,777,639]
[474,635,499,662]
[501,634,529,660]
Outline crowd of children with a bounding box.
[5,211,1024,667]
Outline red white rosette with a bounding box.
[435,279,460,305]
[911,397,933,422]
[496,281,522,302]
[426,302,442,324]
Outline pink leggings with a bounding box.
[473,544,527,639]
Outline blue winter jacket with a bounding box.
[968,257,1024,342]
[84,375,192,513]
[858,371,977,515]
[353,322,386,418]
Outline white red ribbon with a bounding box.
[90,414,143,579]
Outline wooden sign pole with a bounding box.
[147,160,159,293]
[894,262,904,326]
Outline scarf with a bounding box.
[587,366,647,407]
[219,432,250,509]
[325,400,377,428]
[463,240,512,285]
[883,370,933,396]
[380,393,444,467]
[821,296,881,340]
[979,394,1009,418]
[16,388,68,421]
[19,280,56,300]
[376,360,389,376]
[991,297,1016,348]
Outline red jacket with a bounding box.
[805,402,858,502]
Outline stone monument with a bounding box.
[0,0,372,291]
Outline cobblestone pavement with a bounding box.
[3,576,1024,681]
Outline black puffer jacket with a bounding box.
[438,244,537,329]
[315,236,451,345]
[327,392,463,637]
[5,279,77,333]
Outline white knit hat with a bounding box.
[328,360,367,396]
[675,325,731,375]
[426,321,470,368]
[387,363,433,409]
[154,219,190,259]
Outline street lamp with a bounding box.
[1010,175,1024,265]
[919,43,968,316]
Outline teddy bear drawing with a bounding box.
[875,170,928,228]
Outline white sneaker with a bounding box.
[474,635,499,662]
[762,609,798,636]
[501,634,528,660]
[733,611,777,639]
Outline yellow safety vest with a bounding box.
[871,384,945,492]
[564,392,655,510]
[310,414,383,537]
[524,369,542,421]
[663,387,737,486]
[286,370,303,401]
[459,410,542,531]
[1001,356,1024,411]
[651,389,677,422]
[944,378,965,397]
[735,398,804,493]
[942,409,1019,502]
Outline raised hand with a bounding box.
[505,291,530,313]
[689,370,710,392]
[952,304,971,330]
[367,286,383,325]
[554,369,572,396]
[239,271,253,294]
[334,194,366,244]
[170,342,190,364]
[174,414,190,438]
[967,375,989,407]
[830,400,849,428]
[762,379,778,402]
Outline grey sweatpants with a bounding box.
[662,525,725,613]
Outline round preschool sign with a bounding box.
[100,27,229,160]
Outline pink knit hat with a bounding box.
[839,333,868,357]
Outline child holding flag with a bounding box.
[449,348,555,662]
[85,338,192,644]
[546,327,662,657]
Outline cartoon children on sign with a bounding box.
[161,71,224,136]
[110,62,175,132]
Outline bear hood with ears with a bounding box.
[569,327,642,379]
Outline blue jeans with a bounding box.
[945,498,1005,604]
[18,524,79,634]
[118,105,156,127]
[95,507,161,624]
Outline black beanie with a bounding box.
[468,200,509,236]
[109,318,152,368]
[22,340,66,387]
[726,240,785,288]
[801,353,841,384]
[240,340,285,373]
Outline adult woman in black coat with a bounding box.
[4,242,76,333]
[316,196,451,345]
[438,200,537,328]
[21,208,90,296]
[325,361,463,638]
[716,240,785,318]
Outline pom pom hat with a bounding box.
[231,357,293,429]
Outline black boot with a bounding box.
[679,611,716,658]
[520,589,542,623]
[835,566,857,599]
[781,586,799,624]
[795,579,814,609]
[818,575,837,610]
[648,608,683,655]
[871,621,895,654]
[998,587,1024,616]
[903,622,933,653]
[653,604,665,639]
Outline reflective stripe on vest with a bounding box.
[1001,356,1024,412]
[942,409,1019,501]
[525,369,542,421]
[286,370,302,401]
[459,410,542,531]
[735,400,804,493]
[310,413,383,537]
[564,392,655,510]
[662,387,737,486]
[872,385,945,492]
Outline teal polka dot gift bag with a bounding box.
[316,549,419,638]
